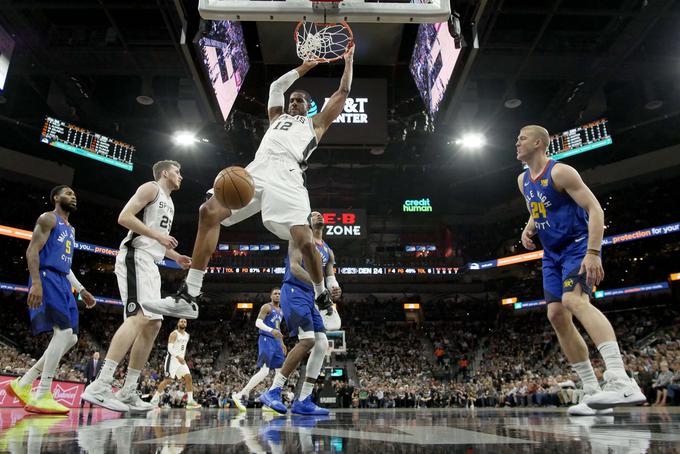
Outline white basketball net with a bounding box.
[295,21,353,62]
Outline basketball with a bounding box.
[213,166,255,209]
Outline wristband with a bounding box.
[586,249,601,256]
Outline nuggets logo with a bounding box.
[563,279,574,288]
[540,179,549,187]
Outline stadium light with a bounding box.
[172,131,197,146]
[455,132,486,150]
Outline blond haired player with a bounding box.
[516,125,645,415]
[141,47,355,322]
[151,319,200,409]
[82,160,191,412]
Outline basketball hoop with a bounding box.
[295,0,353,63]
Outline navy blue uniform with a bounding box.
[522,160,592,303]
[280,241,332,337]
[28,212,78,335]
[257,304,286,368]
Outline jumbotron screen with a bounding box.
[40,116,134,171]
[198,20,250,121]
[410,21,461,118]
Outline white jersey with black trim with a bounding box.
[254,113,318,165]
[119,182,174,261]
[171,330,190,360]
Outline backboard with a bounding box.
[198,0,450,24]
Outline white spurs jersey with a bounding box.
[254,114,318,165]
[170,330,190,360]
[120,182,174,261]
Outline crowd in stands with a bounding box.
[3,291,680,409]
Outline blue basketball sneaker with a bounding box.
[291,396,330,416]
[259,388,287,414]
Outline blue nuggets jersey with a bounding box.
[40,212,75,273]
[282,241,332,290]
[522,160,588,253]
[260,304,283,338]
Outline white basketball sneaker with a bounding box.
[585,371,646,410]
[140,283,199,319]
[115,388,155,412]
[568,393,614,416]
[81,380,129,412]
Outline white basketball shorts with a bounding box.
[220,156,311,240]
[115,247,163,321]
[164,355,190,379]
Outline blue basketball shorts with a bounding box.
[280,283,325,339]
[542,237,595,304]
[28,268,79,335]
[257,335,286,368]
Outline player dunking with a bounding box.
[150,319,201,409]
[141,47,355,320]
[516,125,645,415]
[7,186,96,414]
[231,288,288,412]
[82,161,191,412]
[259,211,342,415]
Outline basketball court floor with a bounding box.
[1,406,679,452]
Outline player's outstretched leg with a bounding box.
[233,366,271,412]
[22,327,78,414]
[260,339,315,414]
[183,373,201,409]
[558,288,645,410]
[114,320,160,411]
[291,333,329,416]
[141,196,230,319]
[82,317,150,412]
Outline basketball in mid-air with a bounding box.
[213,166,255,209]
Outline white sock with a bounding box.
[241,366,270,397]
[19,361,43,388]
[97,358,118,384]
[597,341,628,379]
[186,269,205,297]
[270,372,287,391]
[187,392,194,402]
[35,327,76,398]
[122,368,141,392]
[572,360,600,392]
[312,281,325,298]
[299,382,314,401]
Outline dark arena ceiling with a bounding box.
[0,0,679,216]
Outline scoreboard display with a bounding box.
[547,118,612,160]
[40,116,134,171]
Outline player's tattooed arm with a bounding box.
[312,45,354,141]
[26,212,56,309]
